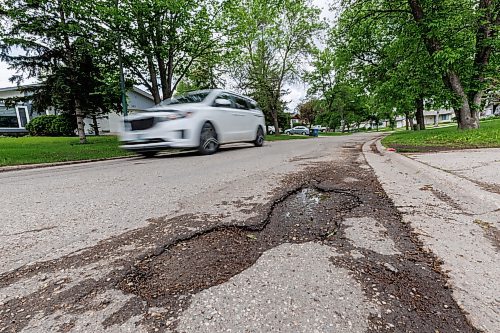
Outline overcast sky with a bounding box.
[0,0,335,109]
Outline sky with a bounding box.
[0,0,335,109]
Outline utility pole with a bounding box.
[116,0,128,117]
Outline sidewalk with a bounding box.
[363,139,500,332]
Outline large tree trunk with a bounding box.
[157,55,168,100]
[75,100,87,144]
[407,0,492,130]
[415,96,425,130]
[91,115,100,136]
[409,116,415,130]
[447,71,479,129]
[147,55,161,104]
[137,13,161,104]
[165,49,175,99]
[153,16,169,100]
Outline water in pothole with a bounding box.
[285,187,331,220]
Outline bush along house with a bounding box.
[0,85,155,136]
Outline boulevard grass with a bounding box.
[382,118,500,152]
[0,136,131,167]
[0,134,314,167]
[266,134,311,141]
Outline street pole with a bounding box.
[116,0,128,117]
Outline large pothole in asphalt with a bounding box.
[116,186,360,329]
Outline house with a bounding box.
[0,86,155,135]
[422,109,454,126]
[0,86,46,135]
[290,114,301,128]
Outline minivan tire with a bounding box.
[254,127,265,147]
[199,122,219,155]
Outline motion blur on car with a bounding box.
[285,126,310,136]
[120,89,266,156]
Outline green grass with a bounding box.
[266,134,311,141]
[382,118,500,151]
[0,136,131,167]
[319,132,351,136]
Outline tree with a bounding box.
[298,99,321,129]
[0,0,121,143]
[92,0,226,104]
[227,0,323,134]
[335,0,500,130]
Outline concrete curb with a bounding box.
[364,138,500,215]
[0,155,136,173]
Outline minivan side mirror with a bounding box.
[214,98,231,107]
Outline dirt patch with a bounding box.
[420,184,473,215]
[328,174,479,332]
[474,219,500,252]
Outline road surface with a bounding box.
[0,133,490,333]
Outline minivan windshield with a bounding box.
[159,91,210,106]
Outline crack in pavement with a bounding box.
[1,226,58,237]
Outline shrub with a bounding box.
[50,114,77,136]
[26,114,77,136]
[26,115,57,136]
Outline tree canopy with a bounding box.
[0,0,498,142]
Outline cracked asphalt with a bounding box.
[0,133,495,332]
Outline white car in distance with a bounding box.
[120,89,266,156]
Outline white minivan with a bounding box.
[120,89,266,156]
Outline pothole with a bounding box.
[115,186,361,330]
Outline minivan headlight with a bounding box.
[155,112,192,122]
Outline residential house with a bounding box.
[0,86,155,135]
[423,109,454,126]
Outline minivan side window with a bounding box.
[232,96,250,110]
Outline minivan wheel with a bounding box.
[254,127,265,147]
[199,122,219,155]
[139,151,157,158]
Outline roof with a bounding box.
[0,85,154,100]
[132,87,154,100]
[0,84,40,92]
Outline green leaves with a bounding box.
[226,0,323,126]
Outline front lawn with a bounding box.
[0,136,130,167]
[382,118,500,152]
[319,132,351,136]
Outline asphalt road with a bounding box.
[0,134,377,274]
[1,133,491,333]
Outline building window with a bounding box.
[440,114,450,121]
[0,105,19,128]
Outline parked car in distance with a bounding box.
[120,89,266,156]
[285,126,310,135]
